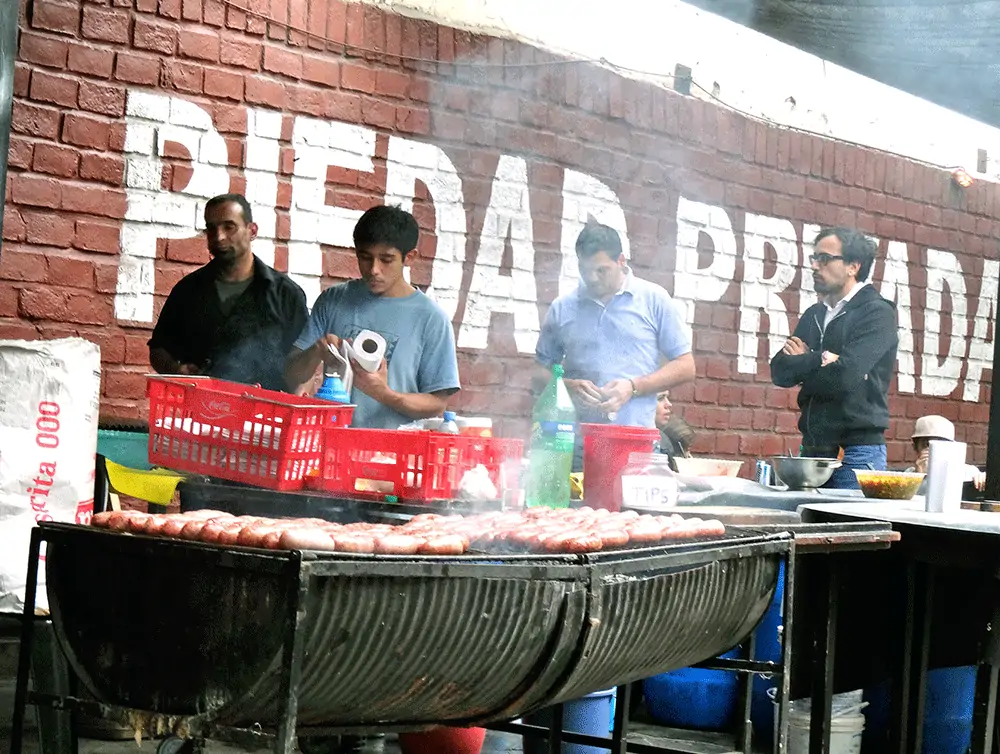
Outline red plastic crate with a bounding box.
[147,376,355,491]
[310,427,524,502]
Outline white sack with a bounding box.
[0,338,101,613]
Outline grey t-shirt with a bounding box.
[293,280,461,429]
[215,277,253,317]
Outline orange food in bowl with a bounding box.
[854,470,925,500]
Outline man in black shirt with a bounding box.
[148,193,308,392]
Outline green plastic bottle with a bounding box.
[525,364,577,508]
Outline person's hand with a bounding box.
[597,379,633,414]
[351,357,389,400]
[297,371,322,397]
[974,471,986,492]
[314,334,345,365]
[915,447,930,474]
[782,336,809,356]
[563,379,604,406]
[821,351,840,367]
[176,363,202,376]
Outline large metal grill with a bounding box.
[39,520,787,732]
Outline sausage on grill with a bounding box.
[373,535,424,555]
[260,531,284,549]
[125,514,151,534]
[594,528,629,548]
[198,523,225,544]
[418,535,467,556]
[92,511,116,528]
[701,519,726,537]
[178,521,206,540]
[334,533,376,553]
[160,518,188,537]
[544,530,603,553]
[217,527,243,546]
[278,528,337,552]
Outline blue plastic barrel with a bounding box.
[522,688,616,754]
[862,665,975,754]
[638,562,784,736]
[643,647,741,731]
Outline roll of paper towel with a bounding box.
[345,330,387,373]
[925,439,967,513]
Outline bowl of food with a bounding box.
[770,456,841,490]
[673,457,745,478]
[854,470,925,500]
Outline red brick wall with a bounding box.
[4,0,997,468]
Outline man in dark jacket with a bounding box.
[770,227,898,489]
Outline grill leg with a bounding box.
[808,555,838,754]
[547,704,564,754]
[776,545,795,754]
[888,560,916,754]
[275,558,309,754]
[970,587,1000,754]
[610,683,630,754]
[32,621,77,754]
[736,631,756,754]
[888,560,933,754]
[907,563,933,754]
[9,528,42,754]
[971,665,999,754]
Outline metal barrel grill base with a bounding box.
[543,554,777,708]
[20,522,788,749]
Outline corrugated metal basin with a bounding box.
[41,523,786,729]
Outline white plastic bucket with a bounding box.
[768,688,866,754]
[786,714,864,754]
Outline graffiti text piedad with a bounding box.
[117,91,996,403]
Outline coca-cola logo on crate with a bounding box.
[197,399,234,422]
[359,466,386,478]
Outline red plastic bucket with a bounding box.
[581,423,661,511]
[398,727,486,754]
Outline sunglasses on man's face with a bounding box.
[809,253,846,266]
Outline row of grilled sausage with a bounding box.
[90,506,727,555]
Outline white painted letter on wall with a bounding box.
[385,136,468,322]
[739,214,796,374]
[963,260,999,402]
[116,91,230,323]
[921,249,969,397]
[673,197,737,328]
[559,170,630,298]
[799,223,821,316]
[879,241,916,394]
[289,116,377,307]
[244,108,283,269]
[458,156,540,353]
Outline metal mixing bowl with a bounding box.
[770,456,842,490]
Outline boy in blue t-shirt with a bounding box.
[284,205,460,429]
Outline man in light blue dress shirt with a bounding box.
[536,222,696,468]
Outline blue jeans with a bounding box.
[824,445,887,490]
